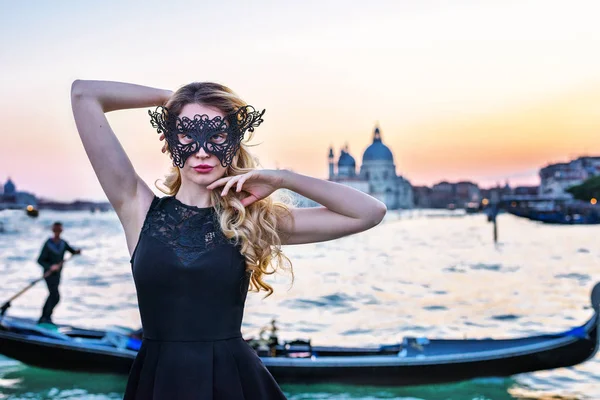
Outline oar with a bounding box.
[0,254,75,319]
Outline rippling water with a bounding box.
[0,208,598,399]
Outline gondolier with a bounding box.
[37,221,81,325]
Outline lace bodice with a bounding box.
[136,196,231,266]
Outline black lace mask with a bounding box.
[149,105,265,168]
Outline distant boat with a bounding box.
[25,205,39,218]
[503,195,600,225]
[506,202,600,225]
[0,283,598,387]
[464,202,481,214]
[507,207,600,225]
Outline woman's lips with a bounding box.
[193,165,214,173]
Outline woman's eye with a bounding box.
[209,133,227,144]
[177,133,194,144]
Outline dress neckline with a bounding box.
[170,196,214,211]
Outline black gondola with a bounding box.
[0,283,598,387]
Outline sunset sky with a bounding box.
[2,0,600,201]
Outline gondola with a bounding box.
[0,282,598,387]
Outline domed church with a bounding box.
[328,125,413,209]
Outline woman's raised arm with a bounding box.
[70,80,172,253]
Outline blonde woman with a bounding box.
[71,80,387,399]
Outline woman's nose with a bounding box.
[195,146,209,158]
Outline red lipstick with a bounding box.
[193,164,214,174]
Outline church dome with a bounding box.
[338,149,356,167]
[362,126,394,162]
[4,178,16,195]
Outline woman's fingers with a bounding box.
[207,176,232,190]
[236,175,249,192]
[159,134,167,153]
[208,173,253,198]
[221,176,241,196]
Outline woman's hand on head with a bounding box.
[207,170,287,207]
[156,91,173,154]
[159,133,168,153]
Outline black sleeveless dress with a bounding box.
[124,196,287,400]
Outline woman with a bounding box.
[71,80,387,399]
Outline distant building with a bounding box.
[0,178,37,209]
[429,181,455,208]
[425,181,482,208]
[412,186,433,208]
[539,156,600,197]
[432,181,453,193]
[481,183,513,205]
[455,181,481,202]
[328,125,413,209]
[513,185,539,196]
[579,156,600,176]
[4,179,14,195]
[37,199,113,212]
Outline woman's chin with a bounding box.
[192,176,216,186]
[184,171,221,186]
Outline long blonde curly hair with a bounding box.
[156,82,293,296]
